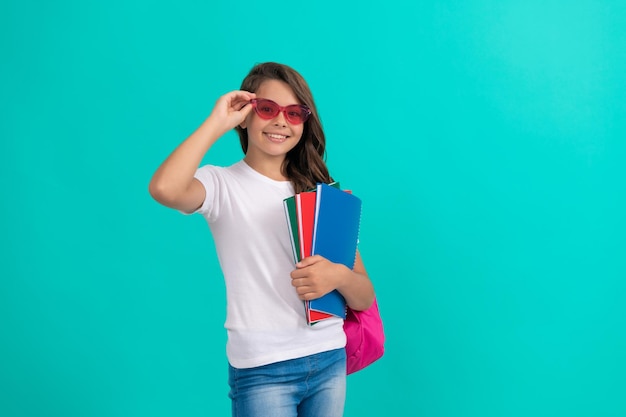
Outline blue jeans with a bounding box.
[228,348,346,417]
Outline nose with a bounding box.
[273,110,288,127]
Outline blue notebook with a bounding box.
[309,183,362,320]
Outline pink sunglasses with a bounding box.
[250,99,311,125]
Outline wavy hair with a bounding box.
[235,62,332,193]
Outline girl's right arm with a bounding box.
[148,90,256,213]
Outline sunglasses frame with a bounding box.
[249,98,311,125]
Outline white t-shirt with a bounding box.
[192,160,345,368]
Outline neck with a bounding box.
[243,154,288,182]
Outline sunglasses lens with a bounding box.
[285,105,309,124]
[254,100,279,119]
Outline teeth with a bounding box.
[267,133,287,139]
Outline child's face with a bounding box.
[242,79,304,162]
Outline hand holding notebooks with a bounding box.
[308,183,362,321]
[283,182,362,323]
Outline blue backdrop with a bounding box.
[2,1,625,416]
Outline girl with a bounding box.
[149,62,375,417]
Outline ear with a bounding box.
[239,109,250,129]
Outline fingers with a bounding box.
[237,101,254,118]
[291,257,340,301]
[295,255,325,268]
[221,90,256,110]
[291,263,334,301]
[296,289,317,301]
[223,89,256,101]
[208,90,256,131]
[291,278,319,300]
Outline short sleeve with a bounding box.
[185,165,224,222]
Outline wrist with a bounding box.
[334,263,354,292]
[199,115,229,143]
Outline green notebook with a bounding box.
[283,196,301,263]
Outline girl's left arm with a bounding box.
[290,251,375,311]
[338,251,376,311]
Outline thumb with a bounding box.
[239,101,254,117]
[232,101,254,128]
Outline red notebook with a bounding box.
[296,191,335,323]
[295,191,316,259]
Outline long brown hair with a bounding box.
[235,62,332,193]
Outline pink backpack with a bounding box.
[344,297,385,375]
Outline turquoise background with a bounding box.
[2,1,625,416]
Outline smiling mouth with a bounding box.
[265,133,289,143]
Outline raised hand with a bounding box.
[149,89,257,212]
[206,90,257,135]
